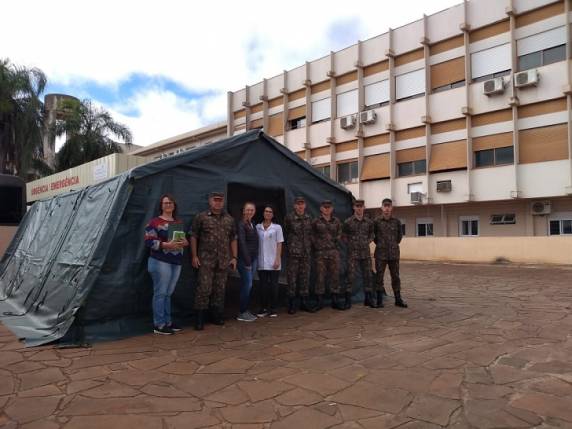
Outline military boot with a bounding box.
[300,297,316,313]
[288,297,297,315]
[315,295,324,312]
[210,308,225,326]
[331,294,345,311]
[344,292,352,310]
[194,310,204,331]
[395,292,408,308]
[364,291,377,308]
[376,291,384,308]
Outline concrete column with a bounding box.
[462,0,473,202]
[507,0,520,199]
[422,14,432,206]
[565,0,572,193]
[304,61,312,162]
[244,85,251,131]
[262,78,269,133]
[226,92,233,137]
[388,29,396,201]
[281,70,289,149]
[357,40,365,200]
[328,51,337,181]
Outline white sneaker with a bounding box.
[237,311,257,322]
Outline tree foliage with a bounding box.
[0,58,50,179]
[54,99,133,171]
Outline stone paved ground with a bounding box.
[1,261,572,429]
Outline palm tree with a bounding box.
[54,99,133,171]
[0,58,50,179]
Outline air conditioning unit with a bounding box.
[531,201,551,215]
[410,192,423,204]
[359,110,377,125]
[436,180,452,193]
[340,115,356,129]
[514,69,539,88]
[483,77,505,96]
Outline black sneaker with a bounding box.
[268,310,278,318]
[256,309,269,318]
[167,323,182,332]
[154,325,174,335]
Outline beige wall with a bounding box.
[400,236,572,265]
[0,226,17,260]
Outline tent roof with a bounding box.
[128,130,353,198]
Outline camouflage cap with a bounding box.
[321,200,333,207]
[294,196,306,203]
[209,191,225,199]
[353,199,365,206]
[382,198,393,206]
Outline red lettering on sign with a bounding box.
[32,176,80,196]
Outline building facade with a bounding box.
[227,0,572,237]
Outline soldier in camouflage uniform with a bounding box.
[373,198,408,309]
[283,196,315,314]
[343,199,375,309]
[312,200,343,311]
[190,192,238,330]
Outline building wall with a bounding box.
[228,0,572,241]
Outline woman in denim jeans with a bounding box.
[144,194,188,335]
[236,202,259,322]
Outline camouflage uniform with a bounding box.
[312,215,342,294]
[373,216,403,294]
[343,215,374,293]
[191,211,237,310]
[283,212,313,297]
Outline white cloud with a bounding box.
[2,0,460,146]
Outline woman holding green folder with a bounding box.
[144,194,188,335]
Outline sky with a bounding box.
[2,0,460,148]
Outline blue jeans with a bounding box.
[148,257,182,327]
[237,258,258,313]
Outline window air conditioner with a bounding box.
[410,192,423,204]
[531,201,551,215]
[340,115,356,130]
[436,180,452,193]
[359,110,377,125]
[514,69,539,88]
[483,77,505,96]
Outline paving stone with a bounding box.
[67,366,111,381]
[429,371,463,399]
[198,357,256,374]
[288,354,355,371]
[256,366,298,381]
[283,372,350,396]
[238,380,292,402]
[28,350,60,361]
[0,369,16,395]
[9,361,46,373]
[510,391,572,423]
[367,368,438,393]
[489,364,538,385]
[4,396,61,423]
[60,395,202,415]
[464,398,539,429]
[164,411,221,428]
[359,413,411,429]
[270,407,340,429]
[337,404,384,421]
[280,338,323,352]
[21,420,61,429]
[528,360,572,375]
[67,353,149,370]
[464,382,513,399]
[62,415,163,429]
[528,377,572,397]
[331,381,412,413]
[219,399,277,424]
[274,387,323,406]
[405,393,460,426]
[18,384,62,397]
[0,351,24,366]
[128,354,176,371]
[80,380,140,398]
[140,382,191,397]
[109,368,166,386]
[66,379,103,394]
[171,373,243,398]
[205,384,250,405]
[18,367,67,390]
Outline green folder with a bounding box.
[168,224,185,241]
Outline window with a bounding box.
[400,221,406,236]
[395,69,425,101]
[289,116,306,130]
[407,182,423,194]
[432,80,465,93]
[311,98,331,123]
[518,44,565,71]
[337,161,358,184]
[398,159,426,177]
[474,146,513,168]
[365,80,390,108]
[490,214,516,225]
[416,218,434,237]
[460,216,479,237]
[336,89,358,118]
[549,218,572,235]
[471,43,512,81]
[315,164,331,178]
[517,27,566,71]
[473,69,511,83]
